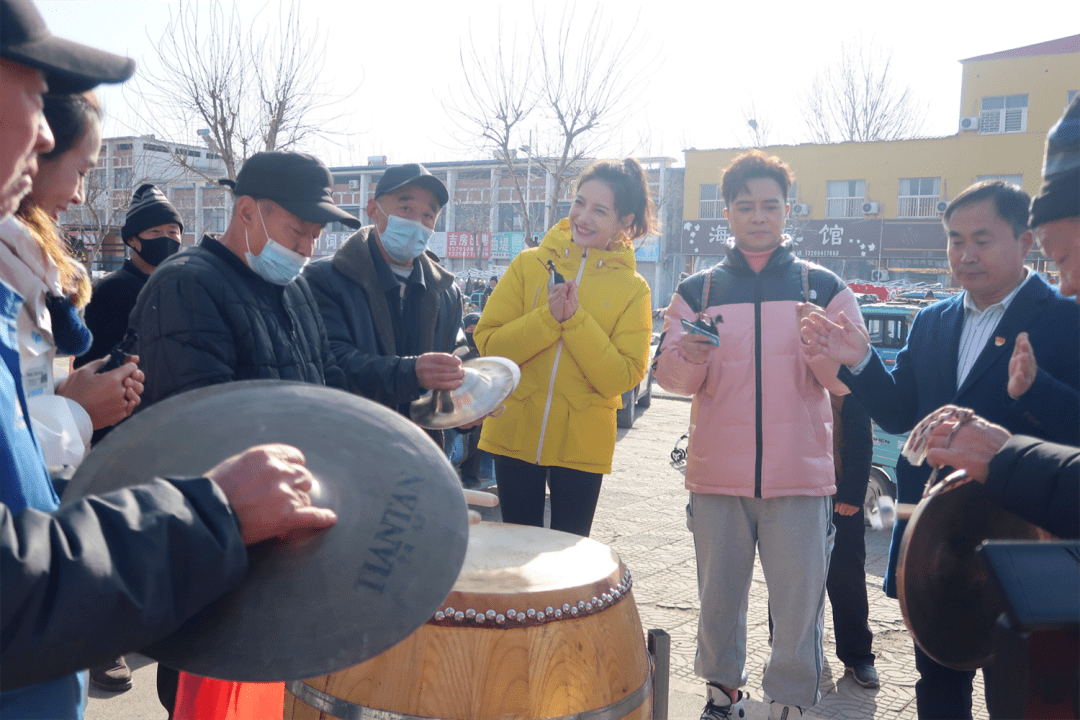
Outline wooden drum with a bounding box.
[285,522,652,720]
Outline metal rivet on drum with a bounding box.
[536,612,546,622]
[507,608,517,618]
[570,607,579,617]
[465,609,476,619]
[527,608,536,618]
[612,590,621,600]
[486,609,496,620]
[585,603,593,612]
[445,607,455,616]
[545,606,554,616]
[434,611,445,621]
[475,615,485,624]
[577,601,586,611]
[553,609,563,619]
[562,603,571,613]
[516,612,526,622]
[495,614,506,625]
[602,594,612,604]
[454,611,465,622]
[591,597,600,606]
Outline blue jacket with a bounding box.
[0,281,84,717]
[840,274,1080,597]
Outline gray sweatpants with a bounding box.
[687,492,834,709]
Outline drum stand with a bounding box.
[648,629,671,720]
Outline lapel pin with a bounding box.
[994,336,1006,347]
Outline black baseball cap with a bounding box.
[1,0,136,94]
[222,151,361,229]
[374,164,449,208]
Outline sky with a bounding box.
[37,0,1079,169]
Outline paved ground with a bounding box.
[86,392,990,720]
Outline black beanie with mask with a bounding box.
[121,184,184,267]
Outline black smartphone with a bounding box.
[544,260,565,286]
[680,317,720,346]
[97,330,139,373]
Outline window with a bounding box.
[327,207,360,234]
[979,95,1028,134]
[865,316,907,350]
[699,184,723,219]
[144,143,171,154]
[113,167,133,190]
[976,174,1024,187]
[825,180,866,218]
[203,207,226,233]
[897,177,940,218]
[116,143,133,151]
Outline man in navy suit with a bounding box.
[800,179,1080,720]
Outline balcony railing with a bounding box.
[897,196,939,218]
[825,197,864,218]
[699,199,724,219]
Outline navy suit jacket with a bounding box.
[839,274,1080,597]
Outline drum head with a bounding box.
[898,480,1048,670]
[432,523,632,628]
[64,381,469,681]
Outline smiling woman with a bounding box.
[474,158,656,538]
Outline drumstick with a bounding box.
[463,489,499,507]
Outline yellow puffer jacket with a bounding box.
[476,218,651,474]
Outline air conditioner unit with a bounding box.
[960,116,980,131]
[791,203,810,216]
[862,201,879,214]
[936,200,950,213]
[870,269,890,282]
[348,179,360,190]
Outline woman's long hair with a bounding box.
[16,91,102,307]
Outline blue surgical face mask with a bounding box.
[377,202,434,264]
[244,205,309,285]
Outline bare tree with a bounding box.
[531,5,648,226]
[740,100,773,148]
[800,41,927,144]
[445,4,650,246]
[129,0,355,182]
[446,24,538,244]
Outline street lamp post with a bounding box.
[519,135,533,246]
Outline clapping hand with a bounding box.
[1007,332,1036,399]
[799,310,870,366]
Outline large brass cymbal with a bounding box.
[897,479,1050,670]
[410,356,520,430]
[63,381,469,682]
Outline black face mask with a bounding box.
[134,236,181,267]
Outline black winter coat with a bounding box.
[985,435,1079,539]
[75,259,149,368]
[1,478,247,690]
[302,227,463,416]
[130,236,347,407]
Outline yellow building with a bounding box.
[681,34,1079,284]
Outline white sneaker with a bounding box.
[700,684,746,720]
[768,702,803,720]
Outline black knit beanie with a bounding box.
[1030,96,1080,228]
[121,184,184,241]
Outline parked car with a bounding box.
[858,302,924,524]
[617,333,660,429]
